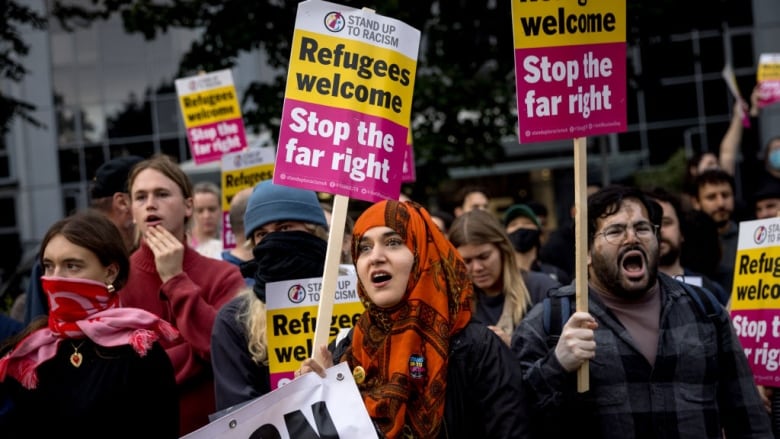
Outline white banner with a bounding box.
[183,362,377,439]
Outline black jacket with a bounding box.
[334,322,530,439]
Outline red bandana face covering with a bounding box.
[0,276,179,389]
[44,276,121,336]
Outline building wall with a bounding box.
[3,0,61,279]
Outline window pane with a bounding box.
[110,140,155,160]
[101,64,146,103]
[62,186,84,216]
[84,145,107,179]
[155,93,183,135]
[56,106,80,146]
[79,104,106,144]
[98,16,144,65]
[77,65,100,105]
[75,26,98,64]
[50,32,75,66]
[58,149,83,183]
[52,67,77,107]
[0,155,10,179]
[106,98,153,138]
[160,136,187,161]
[0,198,16,227]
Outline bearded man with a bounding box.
[511,185,770,438]
[647,187,729,305]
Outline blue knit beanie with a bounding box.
[244,180,328,238]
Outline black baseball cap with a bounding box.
[90,155,144,199]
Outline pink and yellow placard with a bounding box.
[175,69,248,164]
[730,217,780,386]
[220,147,276,249]
[757,53,780,109]
[511,0,626,143]
[273,0,420,202]
[265,272,363,389]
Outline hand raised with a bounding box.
[145,225,184,283]
[554,311,598,372]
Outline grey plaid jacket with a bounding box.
[511,273,772,438]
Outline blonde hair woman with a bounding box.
[447,209,532,345]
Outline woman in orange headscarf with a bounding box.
[300,200,529,439]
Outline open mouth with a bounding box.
[145,215,163,226]
[620,249,646,279]
[371,271,392,285]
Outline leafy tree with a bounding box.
[1,1,48,135]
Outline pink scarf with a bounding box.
[0,276,179,389]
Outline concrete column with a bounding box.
[9,0,63,250]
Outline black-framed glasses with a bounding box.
[595,222,658,245]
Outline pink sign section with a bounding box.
[731,308,780,386]
[186,118,247,164]
[222,211,236,250]
[274,99,406,203]
[515,42,626,143]
[271,371,295,390]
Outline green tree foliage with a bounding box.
[632,147,687,193]
[1,1,48,134]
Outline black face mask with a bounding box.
[241,230,327,302]
[507,228,540,253]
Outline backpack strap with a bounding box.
[677,280,723,320]
[542,285,576,348]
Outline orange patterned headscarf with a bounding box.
[343,200,473,439]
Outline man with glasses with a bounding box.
[511,185,770,438]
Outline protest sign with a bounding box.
[511,0,626,143]
[183,362,377,439]
[402,130,416,183]
[265,270,362,390]
[273,0,420,203]
[511,0,626,392]
[219,147,276,249]
[175,69,248,164]
[757,53,780,109]
[730,217,780,386]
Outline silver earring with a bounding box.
[107,284,116,293]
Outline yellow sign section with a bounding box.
[267,302,364,371]
[512,0,626,49]
[730,247,780,310]
[758,54,780,81]
[179,85,242,128]
[284,30,416,126]
[221,163,274,210]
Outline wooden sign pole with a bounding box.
[312,194,349,365]
[573,136,589,393]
